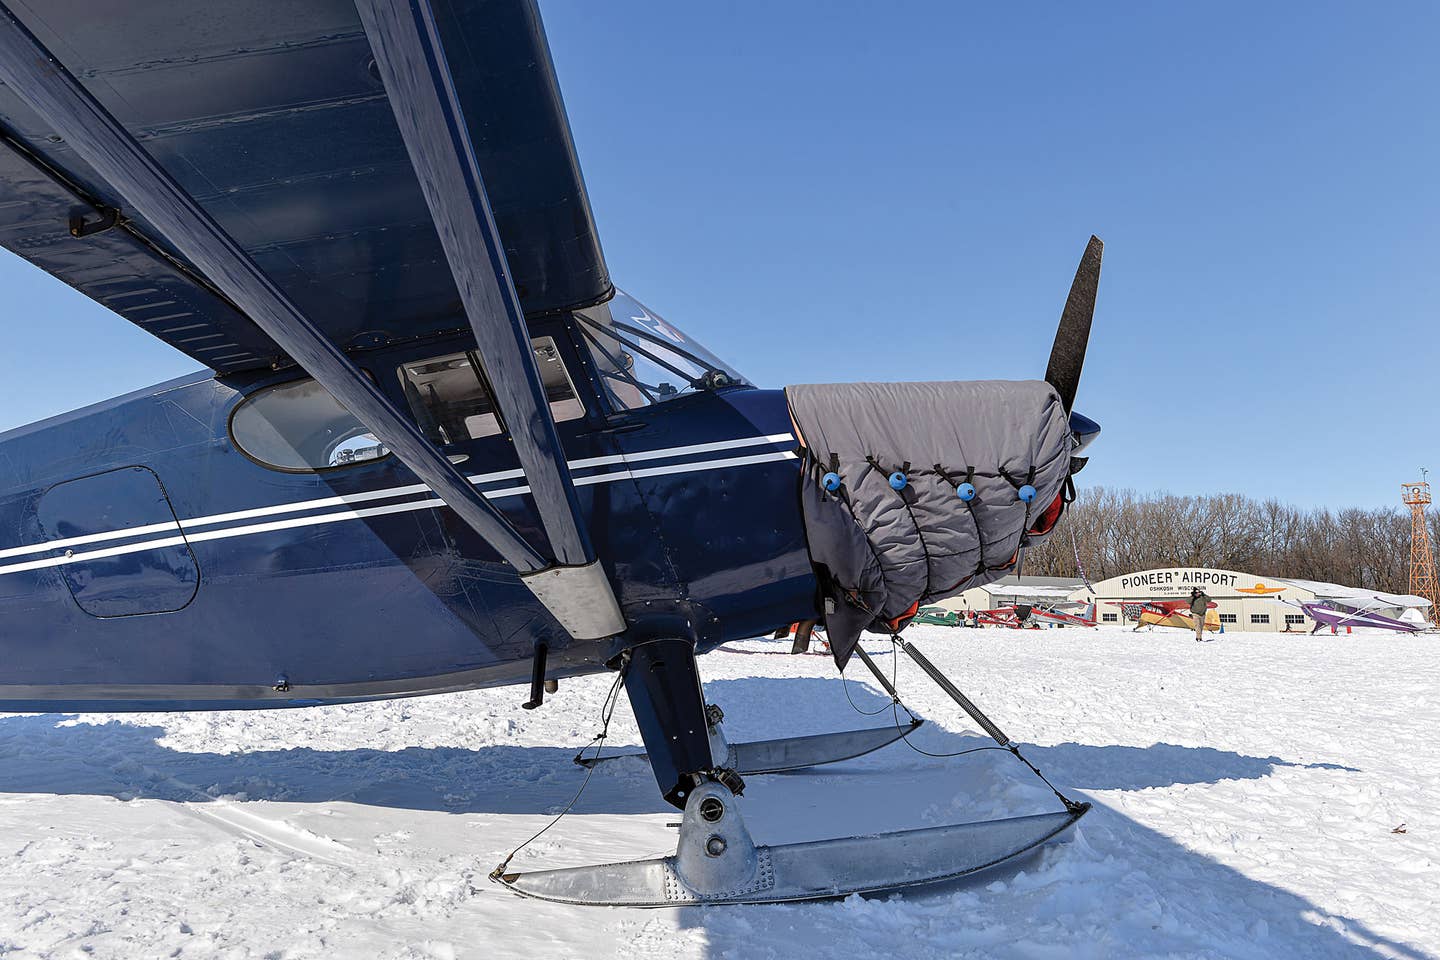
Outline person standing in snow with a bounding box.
[1190,587,1212,642]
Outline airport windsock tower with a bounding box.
[1402,476,1440,626]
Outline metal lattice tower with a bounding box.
[1402,475,1440,626]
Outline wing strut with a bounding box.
[354,0,623,638]
[0,5,621,640]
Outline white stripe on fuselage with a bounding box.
[0,436,796,577]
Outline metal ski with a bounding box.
[577,719,922,775]
[495,779,1089,906]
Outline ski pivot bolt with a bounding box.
[821,471,842,492]
[1018,484,1037,503]
[956,482,976,501]
[888,471,908,490]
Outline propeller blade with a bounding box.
[1044,235,1103,413]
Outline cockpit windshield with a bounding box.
[576,290,749,410]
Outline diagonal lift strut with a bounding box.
[354,0,623,639]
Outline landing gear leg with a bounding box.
[619,638,744,808]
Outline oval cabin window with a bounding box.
[231,378,389,472]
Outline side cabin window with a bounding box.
[398,338,585,446]
[231,378,389,472]
[399,351,500,444]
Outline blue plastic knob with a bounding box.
[956,482,976,501]
[822,471,842,492]
[889,471,908,490]
[1018,484,1037,503]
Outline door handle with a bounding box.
[595,420,647,435]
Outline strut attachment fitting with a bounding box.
[68,204,119,237]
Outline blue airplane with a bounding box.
[0,0,1101,905]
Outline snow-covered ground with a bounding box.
[0,626,1435,959]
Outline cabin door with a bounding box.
[36,465,200,617]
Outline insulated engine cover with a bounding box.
[786,380,1072,666]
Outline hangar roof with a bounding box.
[977,576,1085,599]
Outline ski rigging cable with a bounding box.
[844,643,1001,759]
[884,629,1083,811]
[839,591,1085,814]
[489,654,630,882]
[841,642,899,716]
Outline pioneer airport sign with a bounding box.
[1087,568,1307,601]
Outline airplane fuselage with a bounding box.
[0,310,816,711]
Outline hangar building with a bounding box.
[940,567,1430,632]
[938,576,1084,614]
[1077,568,1430,632]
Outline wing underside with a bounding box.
[0,0,611,373]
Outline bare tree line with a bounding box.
[1022,487,1436,595]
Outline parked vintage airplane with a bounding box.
[976,602,1097,629]
[1293,599,1425,634]
[1117,599,1220,632]
[0,0,1101,905]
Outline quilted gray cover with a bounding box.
[787,380,1072,666]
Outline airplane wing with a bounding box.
[0,0,625,642]
[0,0,610,374]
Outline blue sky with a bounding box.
[2,2,1437,509]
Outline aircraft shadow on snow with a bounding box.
[0,675,1418,960]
